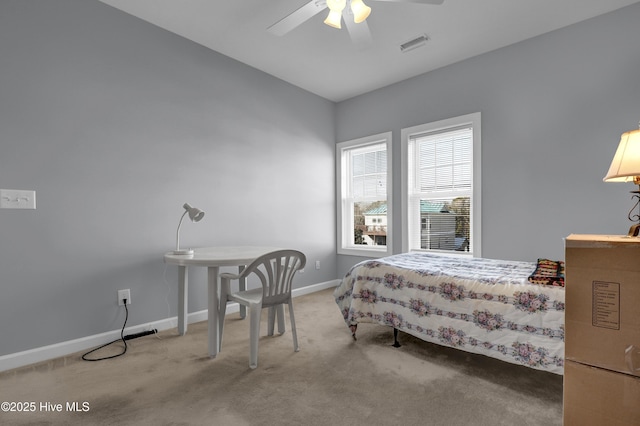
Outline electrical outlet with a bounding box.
[315,260,321,270]
[118,289,131,306]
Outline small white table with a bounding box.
[164,246,281,358]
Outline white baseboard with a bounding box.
[0,279,340,373]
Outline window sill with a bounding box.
[337,247,391,257]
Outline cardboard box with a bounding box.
[565,234,640,376]
[563,360,640,426]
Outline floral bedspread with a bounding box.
[334,252,565,375]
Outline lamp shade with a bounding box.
[604,129,640,183]
[325,0,346,29]
[350,0,371,23]
[184,203,205,222]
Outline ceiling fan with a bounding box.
[268,0,445,47]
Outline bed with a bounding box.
[334,252,566,375]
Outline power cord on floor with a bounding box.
[82,299,130,361]
[81,300,159,362]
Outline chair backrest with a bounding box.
[243,250,306,306]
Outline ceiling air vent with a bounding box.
[400,34,429,53]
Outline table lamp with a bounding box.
[603,125,640,236]
[174,203,205,255]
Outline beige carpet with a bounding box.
[0,288,563,425]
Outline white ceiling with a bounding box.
[99,0,640,102]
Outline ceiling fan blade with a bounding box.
[267,0,328,37]
[343,10,373,49]
[372,0,445,4]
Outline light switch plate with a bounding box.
[0,189,36,209]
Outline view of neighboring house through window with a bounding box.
[401,113,481,256]
[337,132,392,256]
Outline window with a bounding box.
[337,132,392,256]
[401,113,481,256]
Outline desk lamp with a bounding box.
[174,203,205,255]
[603,125,640,236]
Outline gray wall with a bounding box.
[0,0,335,357]
[336,3,640,276]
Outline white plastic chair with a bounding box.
[218,249,306,369]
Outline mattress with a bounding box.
[334,252,565,374]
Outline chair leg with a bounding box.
[249,303,262,369]
[238,266,246,319]
[276,304,286,335]
[267,306,276,336]
[218,281,229,350]
[288,300,299,352]
[266,305,286,336]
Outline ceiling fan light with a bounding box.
[350,0,371,24]
[326,0,346,12]
[324,10,343,29]
[325,0,346,29]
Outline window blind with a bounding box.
[412,126,472,193]
[408,125,473,253]
[350,143,387,199]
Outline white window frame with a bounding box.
[401,112,481,256]
[337,132,392,257]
